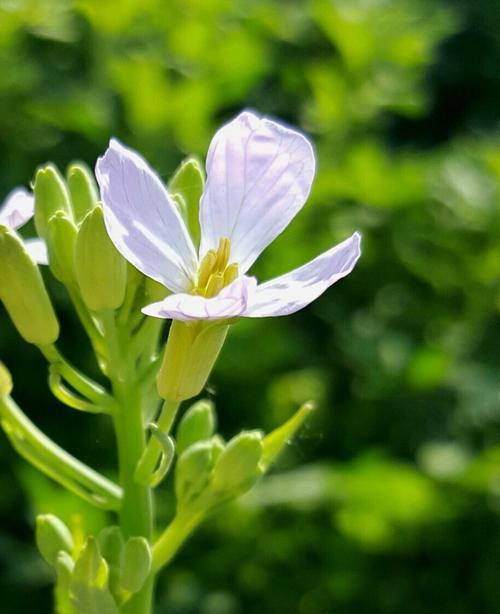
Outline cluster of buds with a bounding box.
[0,111,360,614]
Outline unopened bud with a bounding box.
[47,212,78,284]
[67,162,99,224]
[75,206,127,312]
[120,537,152,594]
[34,165,73,239]
[0,226,59,345]
[168,156,204,247]
[36,514,73,567]
[176,399,216,455]
[211,431,263,499]
[175,440,215,510]
[157,320,228,401]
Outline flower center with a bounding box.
[195,237,239,297]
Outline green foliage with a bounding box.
[0,0,499,612]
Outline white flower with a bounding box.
[96,111,361,321]
[0,188,48,264]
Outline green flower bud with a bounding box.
[261,402,314,471]
[67,162,99,225]
[75,206,127,312]
[145,276,170,302]
[71,537,118,614]
[0,226,59,345]
[0,362,13,396]
[34,164,73,239]
[98,526,124,567]
[175,440,216,510]
[211,431,263,499]
[157,320,228,401]
[120,537,152,594]
[176,399,216,455]
[168,156,204,247]
[98,526,124,599]
[36,514,74,567]
[55,551,75,614]
[47,211,78,284]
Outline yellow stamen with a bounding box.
[223,263,239,286]
[197,250,217,288]
[195,237,239,298]
[205,272,225,298]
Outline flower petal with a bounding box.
[142,276,257,322]
[244,232,361,318]
[0,188,34,230]
[24,238,48,265]
[96,139,198,293]
[199,111,315,274]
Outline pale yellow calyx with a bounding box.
[195,237,239,297]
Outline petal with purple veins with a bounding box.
[96,139,198,294]
[142,276,257,322]
[199,111,315,274]
[244,232,361,318]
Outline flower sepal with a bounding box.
[156,319,231,401]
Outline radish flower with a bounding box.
[0,188,48,264]
[96,111,361,322]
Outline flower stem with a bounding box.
[101,310,154,614]
[152,512,204,573]
[135,399,180,486]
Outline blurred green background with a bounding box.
[0,0,499,612]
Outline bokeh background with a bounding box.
[1,0,499,612]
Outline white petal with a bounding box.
[142,276,257,322]
[96,139,198,293]
[244,232,361,318]
[199,111,316,274]
[0,188,34,230]
[24,238,49,265]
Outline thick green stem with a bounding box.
[101,311,154,614]
[152,512,204,573]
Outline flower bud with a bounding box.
[261,402,314,471]
[46,211,78,284]
[168,156,204,247]
[119,537,152,594]
[175,440,216,510]
[36,514,74,567]
[0,226,60,345]
[0,362,13,396]
[211,431,263,499]
[75,206,127,312]
[34,164,73,239]
[71,537,117,614]
[157,320,228,401]
[67,162,99,224]
[176,399,216,455]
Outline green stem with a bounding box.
[0,394,122,510]
[135,400,180,486]
[152,512,204,573]
[100,311,154,614]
